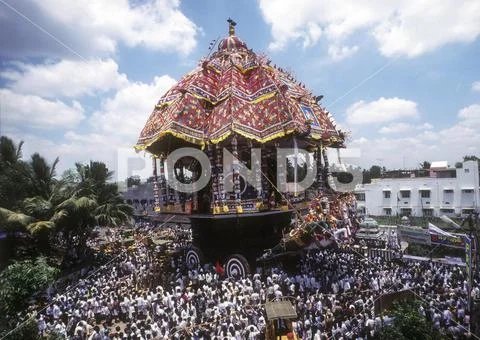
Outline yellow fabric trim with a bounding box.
[134,129,205,152]
[222,205,230,213]
[210,127,296,145]
[136,125,341,152]
[236,205,243,213]
[250,91,276,104]
[207,65,222,74]
[155,101,173,109]
[241,65,258,73]
[190,92,218,105]
[209,131,232,145]
[262,65,275,73]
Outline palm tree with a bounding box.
[1,142,133,262]
[95,183,133,228]
[419,161,431,170]
[0,136,24,166]
[53,195,98,260]
[29,153,59,199]
[0,137,31,210]
[75,161,133,228]
[0,207,32,232]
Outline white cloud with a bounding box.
[303,22,323,48]
[0,89,85,129]
[328,44,359,61]
[1,54,175,177]
[258,0,480,57]
[378,122,412,134]
[471,81,480,92]
[1,59,128,98]
[32,0,199,55]
[29,74,177,175]
[348,103,480,169]
[346,97,419,125]
[419,122,433,130]
[4,130,146,179]
[457,104,480,126]
[379,121,433,134]
[89,75,176,140]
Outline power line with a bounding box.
[0,0,86,61]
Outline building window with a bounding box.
[422,209,434,217]
[383,208,392,216]
[462,189,474,193]
[420,190,430,198]
[440,208,455,214]
[465,168,470,173]
[383,191,391,199]
[443,189,454,193]
[355,193,365,201]
[400,190,410,198]
[400,208,412,216]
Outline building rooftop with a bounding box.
[430,161,448,169]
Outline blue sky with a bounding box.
[0,0,479,180]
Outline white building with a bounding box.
[355,160,480,217]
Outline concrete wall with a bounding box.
[355,161,479,217]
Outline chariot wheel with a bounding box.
[185,246,204,268]
[225,253,250,278]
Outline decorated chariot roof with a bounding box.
[135,20,345,153]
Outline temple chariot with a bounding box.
[135,20,356,277]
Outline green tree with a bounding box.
[0,257,58,332]
[0,137,132,263]
[28,153,59,199]
[0,137,31,210]
[127,175,141,187]
[53,195,98,260]
[370,165,382,178]
[419,161,431,169]
[463,155,479,162]
[362,169,372,184]
[95,183,133,228]
[1,317,38,340]
[74,161,133,228]
[377,300,446,340]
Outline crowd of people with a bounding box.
[23,222,480,339]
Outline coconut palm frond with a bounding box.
[0,207,32,231]
[26,220,55,234]
[51,209,68,220]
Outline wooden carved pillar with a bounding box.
[167,156,175,210]
[315,147,325,193]
[322,145,335,191]
[255,148,262,203]
[158,155,168,209]
[178,162,186,211]
[232,136,242,213]
[215,144,228,213]
[191,163,198,213]
[207,144,218,213]
[152,156,161,213]
[261,146,270,204]
[276,143,288,209]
